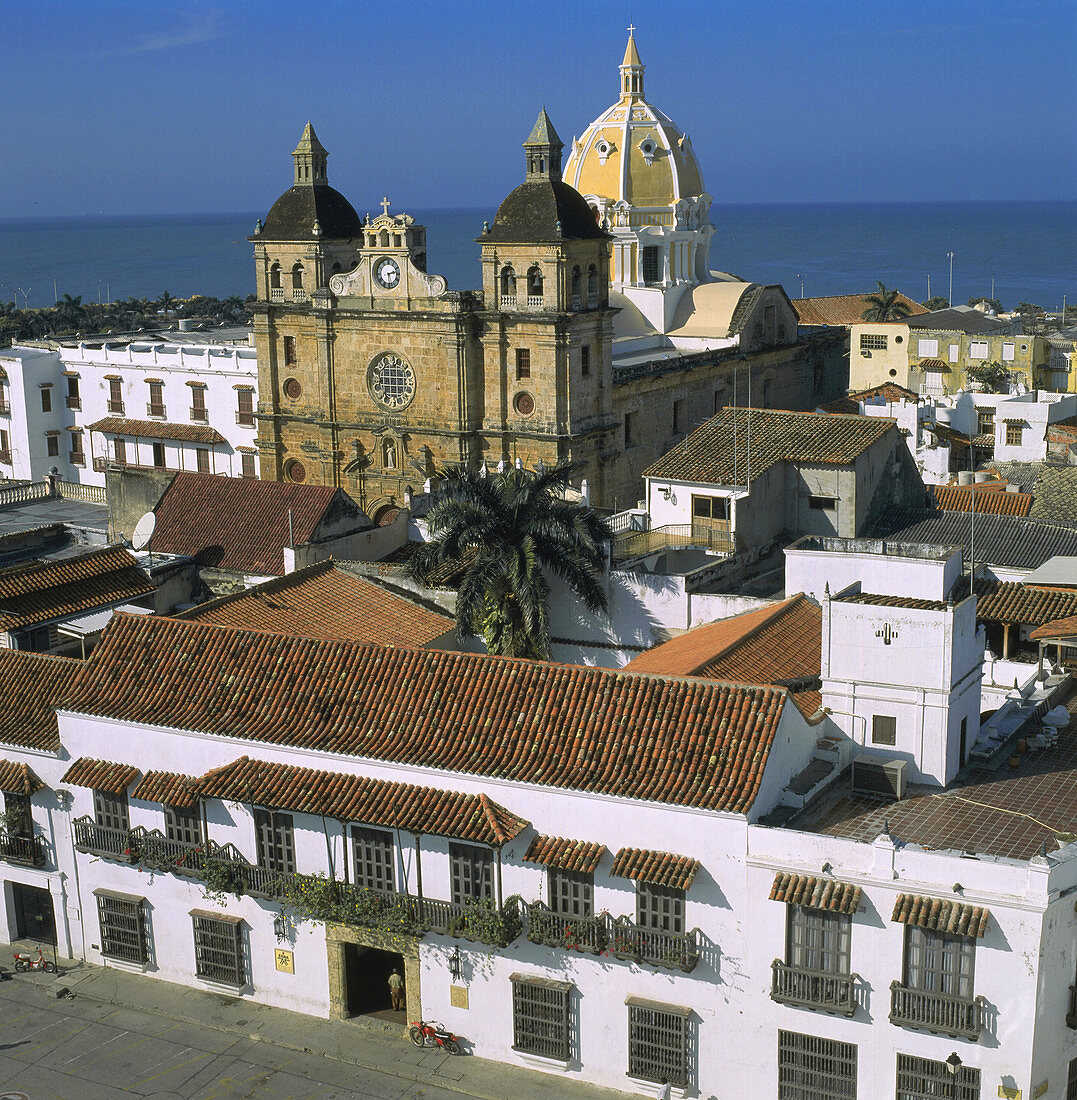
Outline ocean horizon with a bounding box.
[1,200,1074,315]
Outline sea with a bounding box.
[0,201,1074,313]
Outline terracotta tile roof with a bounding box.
[822,383,919,415]
[792,292,926,327]
[523,836,606,874]
[0,546,154,631]
[975,581,1077,626]
[65,615,789,814]
[768,872,861,914]
[130,770,203,807]
[839,592,951,612]
[1047,422,1077,445]
[790,689,823,718]
[891,894,989,938]
[624,595,821,691]
[61,758,140,793]
[150,472,368,576]
[610,848,700,890]
[1030,613,1077,640]
[87,416,226,445]
[0,760,44,796]
[0,650,80,751]
[198,756,527,845]
[931,485,1033,517]
[930,423,971,451]
[916,357,950,372]
[177,561,454,646]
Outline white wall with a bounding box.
[785,539,961,602]
[0,347,65,481]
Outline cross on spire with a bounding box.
[627,22,635,34]
[380,196,391,216]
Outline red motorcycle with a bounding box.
[408,1020,462,1054]
[13,945,55,973]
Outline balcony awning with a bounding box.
[891,893,990,938]
[524,835,605,874]
[130,770,203,808]
[0,759,44,796]
[769,871,861,914]
[610,847,700,890]
[61,757,139,794]
[87,416,226,446]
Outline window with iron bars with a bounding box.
[449,842,493,904]
[548,867,593,919]
[96,893,148,964]
[637,881,685,935]
[777,1029,857,1099]
[353,826,395,892]
[94,789,129,832]
[511,976,571,1060]
[627,1001,689,1088]
[254,809,295,875]
[860,333,887,350]
[192,913,245,986]
[896,1052,980,1100]
[165,804,201,847]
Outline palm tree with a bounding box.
[54,293,84,332]
[156,290,176,319]
[861,282,912,322]
[407,462,613,659]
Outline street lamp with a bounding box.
[796,274,805,299]
[947,252,954,307]
[944,1052,962,1098]
[17,287,31,311]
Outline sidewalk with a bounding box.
[11,949,637,1100]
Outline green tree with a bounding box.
[922,296,950,312]
[407,462,613,659]
[861,282,912,322]
[1014,303,1045,336]
[156,290,176,319]
[54,293,84,332]
[966,360,1010,393]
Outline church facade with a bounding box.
[251,36,844,517]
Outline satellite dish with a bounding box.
[132,511,156,551]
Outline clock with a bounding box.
[367,352,416,411]
[374,257,400,290]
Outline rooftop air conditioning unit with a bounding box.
[851,753,907,800]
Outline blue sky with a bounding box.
[3,0,1074,217]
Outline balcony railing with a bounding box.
[526,294,544,309]
[146,403,166,419]
[66,395,81,410]
[107,400,125,414]
[0,830,47,868]
[607,915,699,971]
[236,411,255,426]
[69,451,85,466]
[500,294,517,310]
[270,288,285,301]
[526,902,608,955]
[0,401,10,416]
[1068,984,1077,1029]
[0,450,10,465]
[771,960,858,1017]
[889,981,985,1041]
[612,523,735,563]
[292,288,306,302]
[189,406,208,422]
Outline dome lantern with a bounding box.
[620,25,645,101]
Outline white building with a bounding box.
[933,388,1077,464]
[0,333,259,486]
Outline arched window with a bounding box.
[500,265,516,305]
[570,267,582,308]
[291,262,305,289]
[383,439,397,470]
[269,263,282,289]
[587,264,599,305]
[378,229,389,247]
[527,265,543,303]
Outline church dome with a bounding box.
[562,32,705,209]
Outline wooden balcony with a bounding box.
[0,830,47,868]
[189,406,208,422]
[889,980,985,1040]
[525,902,608,954]
[771,960,858,1017]
[607,915,699,972]
[106,400,125,414]
[612,523,735,563]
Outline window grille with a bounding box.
[581,345,590,377]
[353,826,395,892]
[97,894,147,963]
[284,335,297,367]
[872,715,897,746]
[904,926,975,997]
[777,1030,857,1099]
[3,791,31,836]
[787,906,851,975]
[165,804,201,847]
[637,882,685,935]
[627,1002,688,1088]
[641,246,661,285]
[94,789,129,832]
[896,1053,980,1099]
[449,842,493,904]
[253,809,295,875]
[512,977,570,1060]
[548,868,593,918]
[192,913,244,986]
[516,348,531,380]
[860,333,888,350]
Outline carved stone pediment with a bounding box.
[330,264,368,297]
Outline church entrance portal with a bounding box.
[343,943,406,1021]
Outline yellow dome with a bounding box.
[563,34,705,209]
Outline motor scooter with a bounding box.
[13,945,55,973]
[408,1020,461,1054]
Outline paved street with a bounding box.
[0,980,462,1100]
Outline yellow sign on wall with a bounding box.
[1033,1083,1048,1099]
[275,949,295,973]
[449,984,469,1009]
[998,1087,1021,1100]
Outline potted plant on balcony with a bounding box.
[201,858,247,902]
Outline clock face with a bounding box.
[367,352,416,411]
[374,257,400,290]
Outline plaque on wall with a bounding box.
[449,984,469,1009]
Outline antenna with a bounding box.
[132,510,156,569]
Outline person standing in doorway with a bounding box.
[388,968,405,1011]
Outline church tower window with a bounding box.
[291,263,305,289]
[516,349,531,380]
[284,336,297,367]
[270,263,282,288]
[500,266,517,307]
[571,267,582,309]
[527,265,544,305]
[587,264,599,306]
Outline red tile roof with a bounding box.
[644,408,897,485]
[523,836,606,874]
[976,581,1077,626]
[792,292,926,327]
[931,485,1033,517]
[1030,613,1077,641]
[178,561,454,647]
[0,760,44,796]
[130,770,203,807]
[916,358,951,372]
[198,756,527,845]
[610,848,700,890]
[891,894,989,938]
[65,615,789,814]
[822,383,919,415]
[0,546,154,630]
[61,758,140,793]
[88,416,226,445]
[150,472,368,576]
[624,595,820,688]
[0,650,81,751]
[768,872,861,914]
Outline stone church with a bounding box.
[251,33,844,518]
